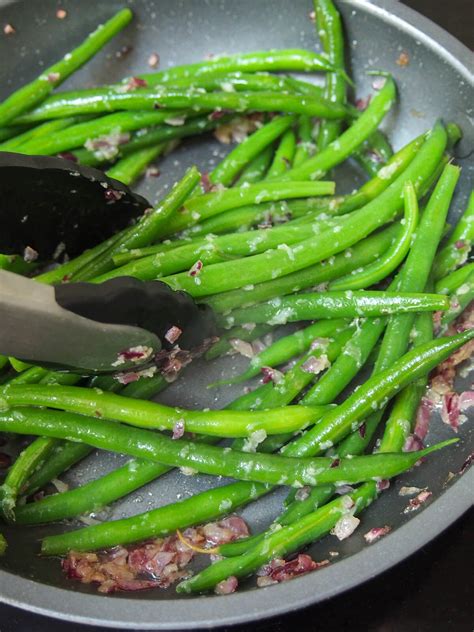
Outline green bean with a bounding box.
[119,373,168,400]
[0,407,431,490]
[0,253,36,275]
[439,270,474,332]
[0,8,133,127]
[0,124,30,142]
[435,263,474,295]
[331,165,453,455]
[178,197,338,240]
[94,214,344,283]
[375,164,459,368]
[378,309,433,452]
[138,49,338,86]
[329,180,419,291]
[0,116,80,151]
[8,366,49,385]
[204,223,400,312]
[72,165,201,281]
[265,130,296,179]
[17,110,185,157]
[164,122,447,296]
[14,458,171,526]
[334,133,425,215]
[209,115,295,186]
[315,0,346,150]
[281,77,396,180]
[177,438,456,593]
[72,113,224,167]
[21,442,94,497]
[16,87,348,122]
[0,383,326,438]
[234,145,274,186]
[160,180,334,238]
[0,533,6,555]
[41,480,268,555]
[433,191,474,280]
[353,130,393,177]
[105,144,165,186]
[0,436,59,521]
[293,115,315,167]
[205,324,273,361]
[212,319,348,386]
[166,71,300,94]
[219,291,448,328]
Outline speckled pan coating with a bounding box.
[0,0,472,628]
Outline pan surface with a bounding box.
[0,0,472,628]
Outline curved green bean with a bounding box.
[329,180,419,290]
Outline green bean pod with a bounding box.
[0,383,325,438]
[315,0,346,149]
[0,436,59,521]
[439,270,474,332]
[219,291,448,328]
[433,190,474,280]
[210,115,296,186]
[139,49,339,85]
[265,129,297,179]
[329,181,419,291]
[435,262,474,295]
[0,8,133,126]
[281,76,396,180]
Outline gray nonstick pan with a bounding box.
[0,0,472,628]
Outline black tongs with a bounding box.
[0,153,216,373]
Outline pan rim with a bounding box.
[0,0,472,627]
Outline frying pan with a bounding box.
[0,0,472,628]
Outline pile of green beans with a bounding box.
[0,0,472,600]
